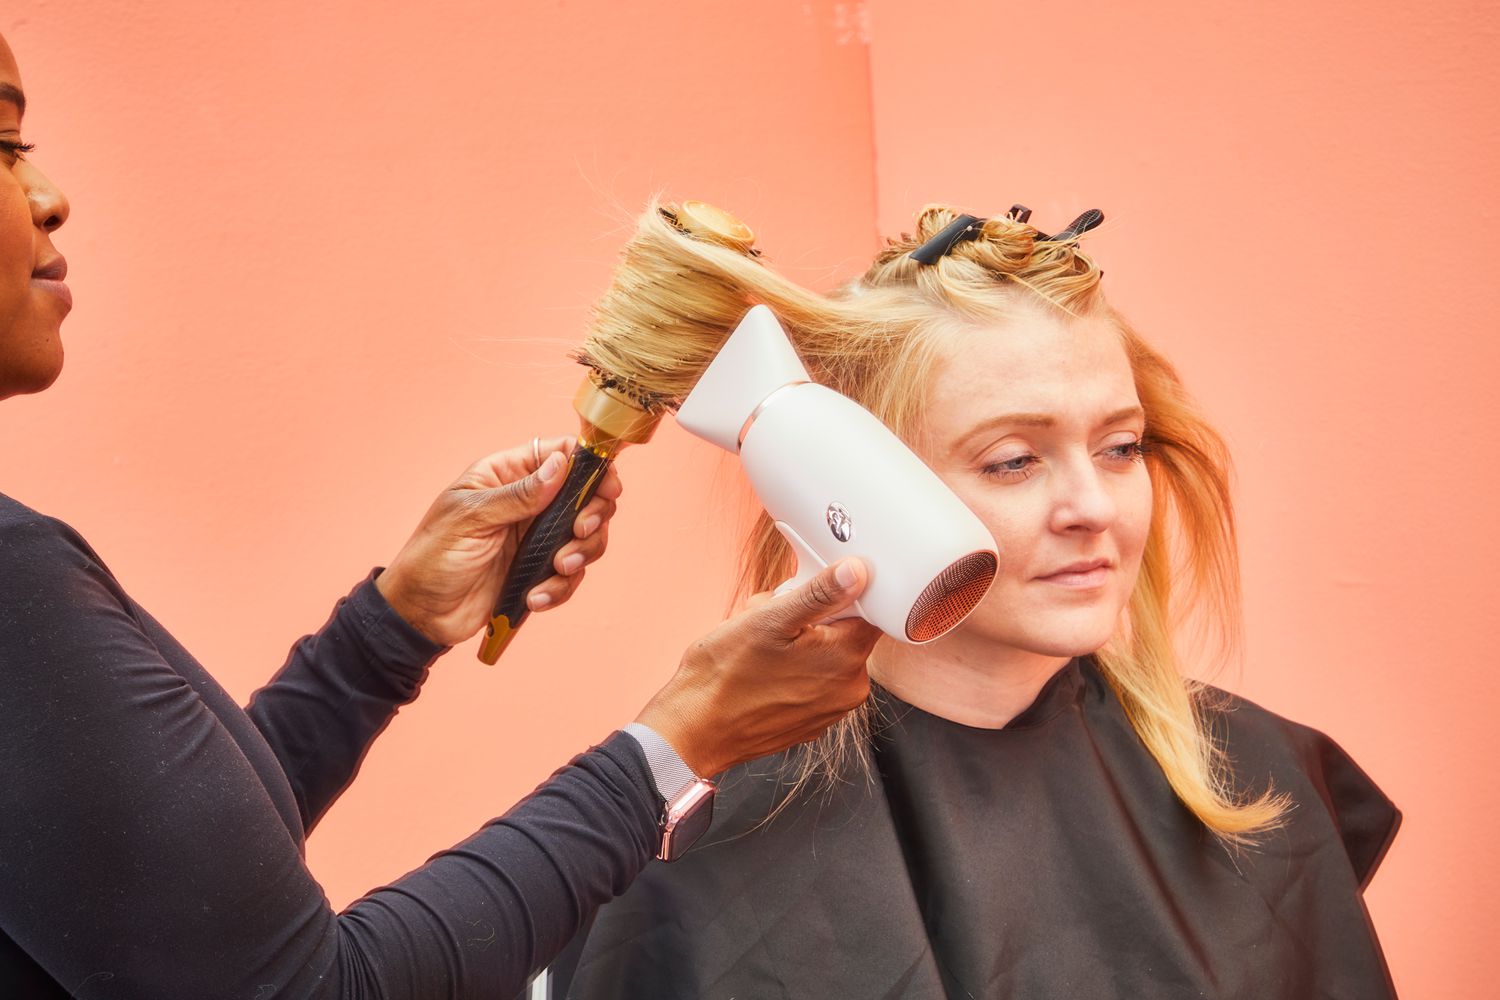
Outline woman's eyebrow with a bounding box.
[1097,405,1145,427]
[0,83,24,117]
[950,405,1145,456]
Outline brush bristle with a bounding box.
[571,352,673,414]
[575,201,762,411]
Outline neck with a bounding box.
[869,627,1071,729]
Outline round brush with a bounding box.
[478,200,759,663]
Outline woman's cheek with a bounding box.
[945,476,1040,582]
[1111,476,1153,591]
[0,182,30,279]
[965,496,1015,549]
[1124,472,1154,553]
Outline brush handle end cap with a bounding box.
[478,614,517,664]
[676,200,756,249]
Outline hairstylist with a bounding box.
[0,34,879,998]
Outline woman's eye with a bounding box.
[0,139,35,164]
[1103,440,1147,463]
[981,455,1039,481]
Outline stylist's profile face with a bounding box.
[916,310,1152,658]
[0,33,72,401]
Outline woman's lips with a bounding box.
[1036,560,1111,589]
[32,256,71,311]
[31,276,72,311]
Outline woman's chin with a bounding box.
[0,347,65,400]
[958,604,1121,659]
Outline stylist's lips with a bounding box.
[1036,558,1111,589]
[32,256,72,311]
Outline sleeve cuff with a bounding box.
[342,570,449,682]
[623,722,699,802]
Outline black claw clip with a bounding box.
[909,214,986,265]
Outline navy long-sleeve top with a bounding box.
[0,492,659,998]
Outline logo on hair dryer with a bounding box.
[826,503,854,543]
[676,306,998,644]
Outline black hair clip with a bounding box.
[909,214,986,265]
[909,206,1105,264]
[1035,209,1104,242]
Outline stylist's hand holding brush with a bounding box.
[374,434,877,776]
[376,436,618,646]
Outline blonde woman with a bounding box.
[555,205,1400,999]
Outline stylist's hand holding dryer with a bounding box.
[0,32,876,999]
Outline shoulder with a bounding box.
[1198,684,1374,788]
[561,749,911,998]
[580,745,863,904]
[1200,685,1401,889]
[1,491,79,561]
[1199,685,1338,764]
[0,489,46,531]
[584,743,895,909]
[0,492,123,617]
[0,492,103,575]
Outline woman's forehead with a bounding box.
[935,312,1133,395]
[0,37,21,103]
[918,312,1139,445]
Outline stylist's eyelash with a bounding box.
[0,140,35,161]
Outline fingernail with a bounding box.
[539,452,565,482]
[560,553,584,574]
[529,592,552,610]
[835,560,858,589]
[579,515,601,537]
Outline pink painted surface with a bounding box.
[4,0,1496,993]
[866,1,1500,993]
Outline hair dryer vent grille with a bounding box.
[905,551,998,642]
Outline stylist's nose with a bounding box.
[1049,459,1116,535]
[22,161,68,232]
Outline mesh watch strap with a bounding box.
[623,722,699,802]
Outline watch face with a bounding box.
[659,780,716,862]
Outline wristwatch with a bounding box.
[657,778,716,862]
[622,722,717,862]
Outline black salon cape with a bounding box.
[555,658,1400,1000]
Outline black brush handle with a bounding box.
[477,445,611,663]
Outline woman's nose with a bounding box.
[23,161,69,232]
[1049,462,1117,534]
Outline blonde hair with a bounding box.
[593,202,1287,843]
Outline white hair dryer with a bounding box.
[677,305,998,643]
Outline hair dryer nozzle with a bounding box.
[907,551,998,642]
[677,305,811,453]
